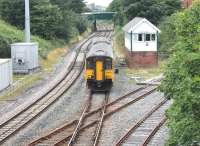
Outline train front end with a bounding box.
[85,41,114,92]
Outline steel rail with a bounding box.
[28,86,144,145]
[141,117,167,146]
[93,92,109,146]
[53,87,158,146]
[115,98,168,146]
[67,92,110,146]
[29,86,157,146]
[0,33,95,145]
[27,29,114,145]
[68,90,92,146]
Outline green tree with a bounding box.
[0,0,88,40]
[158,14,180,54]
[108,0,181,25]
[107,0,126,25]
[31,0,62,39]
[0,0,24,28]
[50,0,86,13]
[160,1,200,145]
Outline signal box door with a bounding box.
[96,61,103,81]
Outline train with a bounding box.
[85,38,114,92]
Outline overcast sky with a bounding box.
[84,0,113,7]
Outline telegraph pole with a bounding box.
[25,0,31,42]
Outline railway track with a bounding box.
[28,85,159,146]
[115,99,171,146]
[0,33,97,145]
[0,25,167,146]
[0,26,113,145]
[67,91,110,146]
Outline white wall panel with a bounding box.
[0,59,13,91]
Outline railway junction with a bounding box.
[0,0,199,146]
[0,25,170,146]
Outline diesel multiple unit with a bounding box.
[85,38,114,92]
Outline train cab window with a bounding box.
[86,60,93,69]
[105,58,112,70]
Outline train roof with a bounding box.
[92,37,110,45]
[87,41,113,59]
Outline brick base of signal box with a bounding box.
[125,49,158,68]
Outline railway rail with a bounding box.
[0,24,168,146]
[115,99,171,146]
[0,26,113,145]
[0,28,113,144]
[0,35,93,144]
[28,85,159,146]
[67,91,110,146]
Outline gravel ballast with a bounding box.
[0,34,170,146]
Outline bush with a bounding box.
[108,0,181,26]
[0,20,64,58]
[0,0,88,40]
[160,1,200,145]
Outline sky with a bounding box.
[84,0,113,7]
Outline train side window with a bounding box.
[87,60,93,69]
[105,59,112,69]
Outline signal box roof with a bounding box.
[123,17,161,33]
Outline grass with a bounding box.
[41,29,91,72]
[113,26,125,58]
[0,20,65,59]
[41,47,68,72]
[0,73,43,101]
[125,59,168,80]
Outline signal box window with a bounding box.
[138,34,143,41]
[151,34,156,41]
[145,34,151,41]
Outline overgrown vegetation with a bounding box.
[113,26,124,57]
[126,60,167,80]
[160,1,200,145]
[0,20,64,58]
[108,0,181,26]
[159,14,181,54]
[109,0,200,145]
[0,0,89,58]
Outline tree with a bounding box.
[0,0,88,40]
[50,0,86,13]
[108,0,181,25]
[31,0,62,39]
[160,1,200,145]
[158,14,180,54]
[107,0,127,25]
[0,0,24,28]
